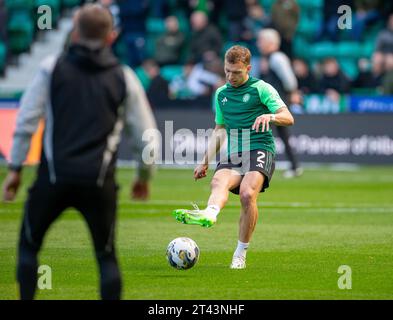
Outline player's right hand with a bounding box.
[131,180,149,201]
[194,164,208,180]
[2,171,21,202]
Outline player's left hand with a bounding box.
[252,114,271,133]
[131,180,149,201]
[2,170,21,202]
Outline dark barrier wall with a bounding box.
[119,110,393,165]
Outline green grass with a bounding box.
[0,165,393,300]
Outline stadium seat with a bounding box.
[145,34,157,59]
[337,42,362,59]
[293,37,310,60]
[338,58,358,79]
[161,65,183,82]
[351,87,378,95]
[112,36,128,65]
[259,0,274,13]
[5,0,34,10]
[134,66,151,90]
[309,42,337,60]
[61,0,81,8]
[146,17,166,35]
[0,40,7,75]
[361,41,374,58]
[297,0,322,11]
[7,10,34,53]
[296,18,315,40]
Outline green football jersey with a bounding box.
[215,76,285,155]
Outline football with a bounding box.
[166,237,200,270]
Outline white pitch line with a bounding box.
[2,199,392,209]
[118,199,393,208]
[6,207,391,213]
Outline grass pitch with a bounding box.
[0,165,392,300]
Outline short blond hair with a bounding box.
[225,45,251,66]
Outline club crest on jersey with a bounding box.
[242,93,250,103]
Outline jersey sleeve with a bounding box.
[214,90,225,125]
[257,81,286,113]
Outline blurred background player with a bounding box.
[1,4,158,300]
[172,46,294,269]
[257,28,302,178]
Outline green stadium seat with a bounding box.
[134,66,151,90]
[5,0,34,10]
[351,87,378,95]
[113,37,128,65]
[259,0,274,12]
[61,0,81,8]
[338,58,358,79]
[146,17,166,35]
[7,10,34,53]
[177,12,190,35]
[293,37,310,60]
[361,41,374,58]
[296,18,315,40]
[145,34,157,59]
[309,42,337,60]
[297,0,322,10]
[161,65,183,82]
[0,41,7,74]
[337,42,362,59]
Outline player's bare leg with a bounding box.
[207,169,242,209]
[173,169,242,227]
[231,171,264,269]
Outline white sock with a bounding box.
[234,240,249,258]
[205,205,220,218]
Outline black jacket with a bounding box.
[39,45,126,185]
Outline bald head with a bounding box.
[257,28,281,54]
[74,4,114,47]
[191,11,208,31]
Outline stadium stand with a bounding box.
[0,0,85,80]
[0,0,392,99]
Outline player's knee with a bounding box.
[211,176,224,190]
[239,188,256,206]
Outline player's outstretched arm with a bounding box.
[122,66,159,200]
[252,106,294,132]
[2,58,53,202]
[194,124,226,180]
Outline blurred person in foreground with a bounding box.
[172,46,295,269]
[1,4,158,300]
[257,28,303,178]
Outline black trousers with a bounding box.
[17,175,121,300]
[275,125,299,171]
